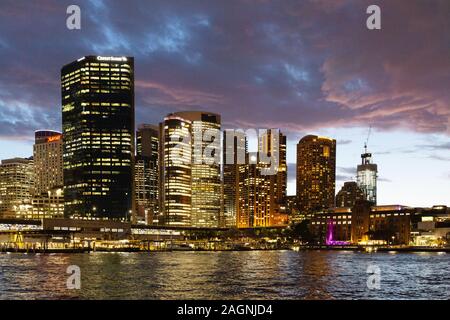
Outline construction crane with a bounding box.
[364,125,372,153]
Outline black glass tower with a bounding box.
[61,56,135,220]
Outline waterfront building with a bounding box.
[32,130,64,219]
[32,188,64,219]
[159,111,221,227]
[336,181,365,208]
[351,202,413,245]
[0,158,34,219]
[61,56,135,220]
[135,124,159,224]
[357,148,378,204]
[296,135,336,214]
[412,206,450,246]
[310,207,353,244]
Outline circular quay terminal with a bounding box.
[0,0,449,317]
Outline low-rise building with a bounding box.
[351,201,413,245]
[310,207,352,244]
[411,206,450,246]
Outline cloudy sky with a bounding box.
[0,0,449,206]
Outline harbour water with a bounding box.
[0,250,449,300]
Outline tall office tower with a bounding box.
[160,111,221,227]
[62,56,135,220]
[0,158,34,219]
[135,124,159,224]
[32,130,64,219]
[357,148,378,204]
[223,130,247,227]
[336,181,365,208]
[259,129,287,214]
[232,130,287,228]
[296,135,336,214]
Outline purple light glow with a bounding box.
[326,221,350,246]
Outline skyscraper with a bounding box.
[32,130,64,219]
[62,56,135,220]
[357,149,377,204]
[296,135,336,214]
[0,158,34,219]
[223,130,247,228]
[135,124,159,224]
[259,129,287,215]
[233,129,287,228]
[160,111,221,227]
[336,181,365,208]
[33,130,63,195]
[239,152,272,227]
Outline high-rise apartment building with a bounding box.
[32,130,64,219]
[33,130,63,195]
[336,181,365,208]
[0,158,34,219]
[159,111,221,227]
[296,135,336,214]
[135,124,159,224]
[61,56,135,220]
[239,152,272,227]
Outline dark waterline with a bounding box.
[0,251,449,300]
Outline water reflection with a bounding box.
[0,251,449,300]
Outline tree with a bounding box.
[289,220,314,243]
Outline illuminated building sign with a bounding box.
[96,56,127,62]
[47,135,62,143]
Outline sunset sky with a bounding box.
[0,0,449,206]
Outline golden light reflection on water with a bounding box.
[0,251,449,299]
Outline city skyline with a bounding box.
[0,0,449,207]
[0,1,449,303]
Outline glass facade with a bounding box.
[259,129,287,215]
[61,56,134,220]
[159,112,221,227]
[230,129,287,228]
[191,115,221,228]
[357,152,378,205]
[223,130,247,228]
[160,115,192,226]
[135,124,159,224]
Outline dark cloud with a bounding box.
[417,142,450,151]
[338,166,356,175]
[336,174,353,182]
[337,139,352,145]
[336,165,356,183]
[0,0,449,140]
[429,154,450,162]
